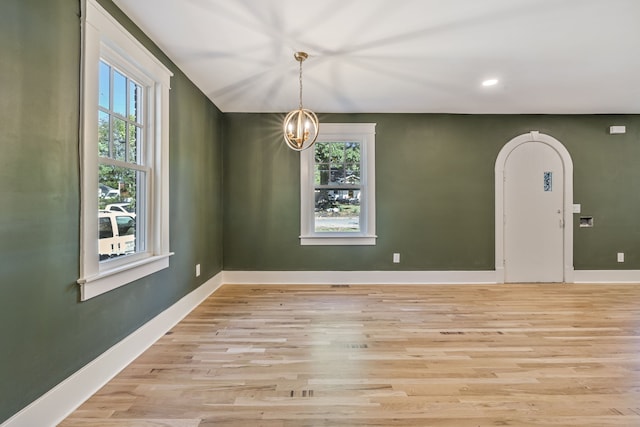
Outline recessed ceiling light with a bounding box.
[482,78,499,87]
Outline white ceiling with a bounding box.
[113,0,640,114]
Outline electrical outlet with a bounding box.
[393,253,400,263]
[617,253,624,263]
[196,264,201,276]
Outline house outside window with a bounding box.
[300,123,376,245]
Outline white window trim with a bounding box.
[78,0,173,300]
[300,123,377,246]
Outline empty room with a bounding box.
[2,0,640,426]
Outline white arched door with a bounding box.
[504,142,563,282]
[495,132,574,283]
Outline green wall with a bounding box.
[0,0,223,423]
[223,113,640,271]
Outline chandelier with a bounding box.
[283,52,319,151]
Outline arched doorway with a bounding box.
[495,131,574,283]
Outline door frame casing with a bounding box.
[495,131,574,283]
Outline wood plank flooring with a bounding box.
[60,284,640,426]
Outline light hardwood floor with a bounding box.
[60,284,640,426]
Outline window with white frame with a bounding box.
[78,0,173,300]
[300,123,376,245]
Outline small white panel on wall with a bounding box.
[609,125,626,134]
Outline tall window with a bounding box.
[79,0,172,300]
[313,141,362,232]
[300,123,376,245]
[98,60,146,258]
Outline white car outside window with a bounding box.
[99,211,135,260]
[105,203,136,217]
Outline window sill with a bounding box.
[78,252,174,300]
[300,235,377,246]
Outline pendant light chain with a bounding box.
[298,58,304,109]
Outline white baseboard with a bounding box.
[1,272,224,427]
[222,270,498,285]
[573,269,640,283]
[224,270,640,286]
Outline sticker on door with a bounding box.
[543,171,552,192]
